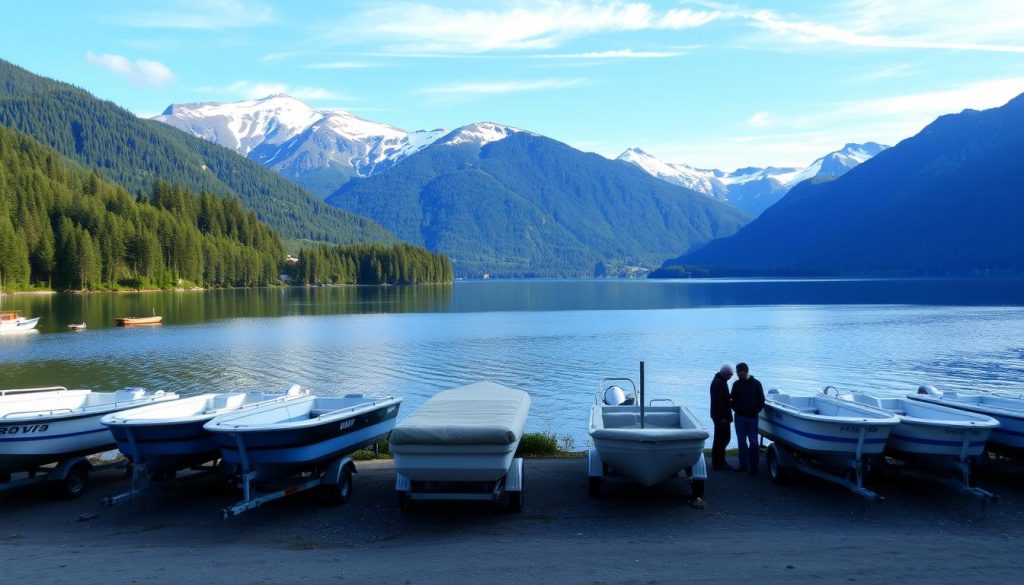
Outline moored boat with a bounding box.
[116,316,162,326]
[67,323,87,331]
[0,311,39,334]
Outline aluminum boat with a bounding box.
[910,385,1024,452]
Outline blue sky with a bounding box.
[3,1,1023,170]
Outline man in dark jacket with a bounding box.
[730,362,765,476]
[709,364,734,470]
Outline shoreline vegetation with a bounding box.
[0,125,452,294]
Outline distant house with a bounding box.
[285,255,299,266]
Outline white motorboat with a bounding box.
[838,389,998,459]
[102,387,306,476]
[910,386,1024,453]
[588,375,708,491]
[0,311,39,334]
[206,393,401,516]
[391,381,531,512]
[1,386,178,495]
[759,389,900,499]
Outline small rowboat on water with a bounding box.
[116,316,163,327]
[67,323,87,331]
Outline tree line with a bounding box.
[0,125,452,291]
[290,243,453,285]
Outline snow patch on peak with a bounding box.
[442,122,531,147]
[616,148,727,201]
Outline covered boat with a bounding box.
[910,386,1024,453]
[1,386,178,495]
[391,381,530,512]
[102,387,305,475]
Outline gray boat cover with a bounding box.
[389,382,531,446]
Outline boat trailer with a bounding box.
[222,455,356,519]
[395,457,525,513]
[1,455,126,499]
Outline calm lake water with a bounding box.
[2,279,1024,447]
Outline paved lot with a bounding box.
[1,455,1022,584]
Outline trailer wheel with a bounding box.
[767,444,790,485]
[588,476,602,498]
[507,490,523,514]
[325,467,353,506]
[59,461,90,499]
[397,491,414,512]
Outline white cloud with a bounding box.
[302,61,376,70]
[106,0,273,30]
[745,112,771,128]
[326,2,720,53]
[534,49,682,58]
[414,78,587,96]
[85,52,176,87]
[197,80,346,101]
[733,2,1024,54]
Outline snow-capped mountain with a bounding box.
[619,142,888,215]
[154,95,449,196]
[617,148,729,202]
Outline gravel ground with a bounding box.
[2,454,1022,584]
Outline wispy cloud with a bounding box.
[724,1,1024,54]
[105,0,273,30]
[414,78,588,96]
[324,2,720,53]
[853,64,917,81]
[533,49,682,59]
[302,61,377,70]
[197,80,347,101]
[85,52,176,87]
[745,112,771,128]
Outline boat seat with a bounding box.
[643,412,680,428]
[602,412,640,428]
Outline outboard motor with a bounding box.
[917,385,940,396]
[603,385,635,406]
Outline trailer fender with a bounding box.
[323,456,355,485]
[48,457,93,481]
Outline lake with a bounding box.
[2,279,1024,447]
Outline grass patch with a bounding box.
[516,432,585,458]
[351,439,393,461]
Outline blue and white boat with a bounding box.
[910,385,1024,453]
[101,387,306,475]
[205,393,401,516]
[840,390,998,459]
[205,393,402,469]
[1,386,177,495]
[759,389,900,500]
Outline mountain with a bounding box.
[618,143,888,215]
[0,59,393,245]
[664,94,1024,275]
[155,95,447,197]
[324,124,751,278]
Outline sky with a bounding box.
[2,0,1024,170]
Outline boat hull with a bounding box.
[592,434,705,487]
[214,404,400,469]
[108,419,218,473]
[0,316,40,334]
[909,394,1024,450]
[887,420,992,458]
[759,404,894,455]
[0,413,114,474]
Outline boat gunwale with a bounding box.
[205,395,402,433]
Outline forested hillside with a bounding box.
[290,243,453,285]
[0,125,285,290]
[0,59,394,245]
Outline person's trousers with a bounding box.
[734,415,759,471]
[711,419,731,466]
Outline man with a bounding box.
[709,364,734,471]
[730,362,765,476]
